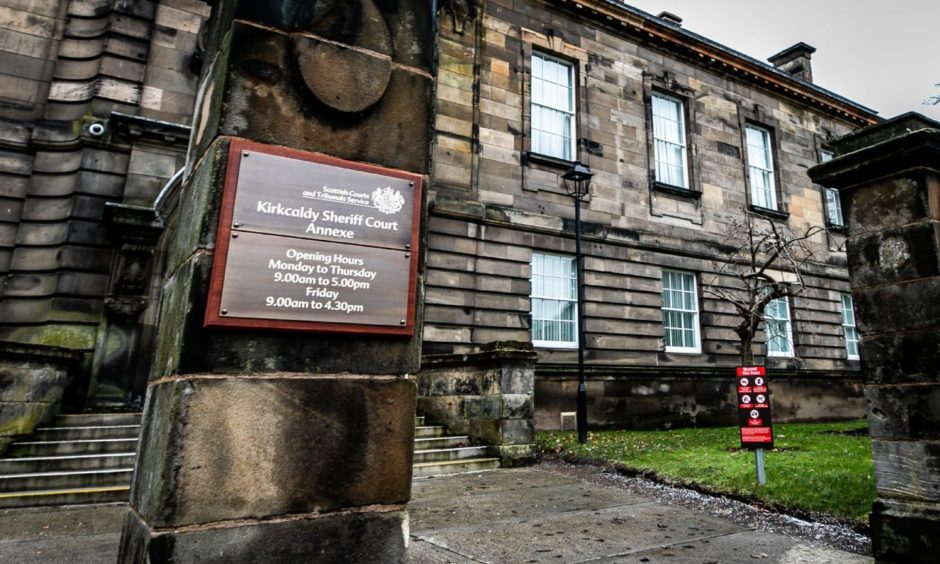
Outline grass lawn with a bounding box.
[536,420,876,525]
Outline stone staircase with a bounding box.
[0,413,497,508]
[412,415,500,478]
[0,412,140,508]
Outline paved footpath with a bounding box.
[409,467,871,563]
[0,466,871,563]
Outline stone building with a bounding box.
[0,0,211,455]
[420,0,877,450]
[1,0,878,467]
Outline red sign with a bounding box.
[736,366,773,449]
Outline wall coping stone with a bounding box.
[0,342,84,366]
[809,113,940,191]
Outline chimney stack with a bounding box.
[768,42,816,82]
[657,11,682,27]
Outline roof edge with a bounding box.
[549,0,880,126]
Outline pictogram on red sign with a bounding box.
[736,366,773,449]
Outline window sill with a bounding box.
[826,222,847,233]
[652,182,701,200]
[749,205,789,221]
[533,341,579,350]
[664,347,702,355]
[525,152,574,171]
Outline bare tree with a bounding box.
[704,211,826,365]
[925,83,940,106]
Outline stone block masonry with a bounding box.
[119,1,434,561]
[811,113,940,564]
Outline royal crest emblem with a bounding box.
[372,186,405,215]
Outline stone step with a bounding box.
[32,425,141,441]
[415,415,425,426]
[0,468,134,492]
[413,446,488,464]
[0,486,130,509]
[413,435,470,450]
[5,438,139,458]
[55,413,142,427]
[0,452,137,474]
[412,457,500,478]
[414,425,446,438]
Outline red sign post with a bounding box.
[737,366,773,486]
[736,366,774,449]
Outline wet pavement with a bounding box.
[408,464,871,563]
[0,463,872,563]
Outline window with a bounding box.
[531,53,575,161]
[765,297,793,357]
[530,253,577,348]
[841,293,860,360]
[825,188,844,227]
[820,151,844,227]
[651,93,688,188]
[662,270,700,352]
[745,124,777,210]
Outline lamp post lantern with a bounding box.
[562,161,593,444]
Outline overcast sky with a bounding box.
[621,0,940,121]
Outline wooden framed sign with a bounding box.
[204,139,422,336]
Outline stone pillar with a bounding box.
[418,343,537,466]
[810,113,940,563]
[118,1,433,562]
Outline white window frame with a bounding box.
[820,150,844,227]
[746,124,777,210]
[530,253,578,349]
[765,296,793,357]
[651,92,689,188]
[530,52,576,161]
[841,293,860,360]
[661,270,701,353]
[825,188,845,227]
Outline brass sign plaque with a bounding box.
[233,150,415,250]
[219,232,410,326]
[205,140,421,335]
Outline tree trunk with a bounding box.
[741,338,755,366]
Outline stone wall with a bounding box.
[418,345,537,465]
[535,370,865,430]
[0,0,210,407]
[0,343,81,454]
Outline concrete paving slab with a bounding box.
[0,504,125,563]
[0,532,119,564]
[412,502,746,563]
[412,467,580,500]
[589,530,873,564]
[409,480,648,530]
[407,538,478,563]
[0,503,125,541]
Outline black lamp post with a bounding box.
[562,161,593,444]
